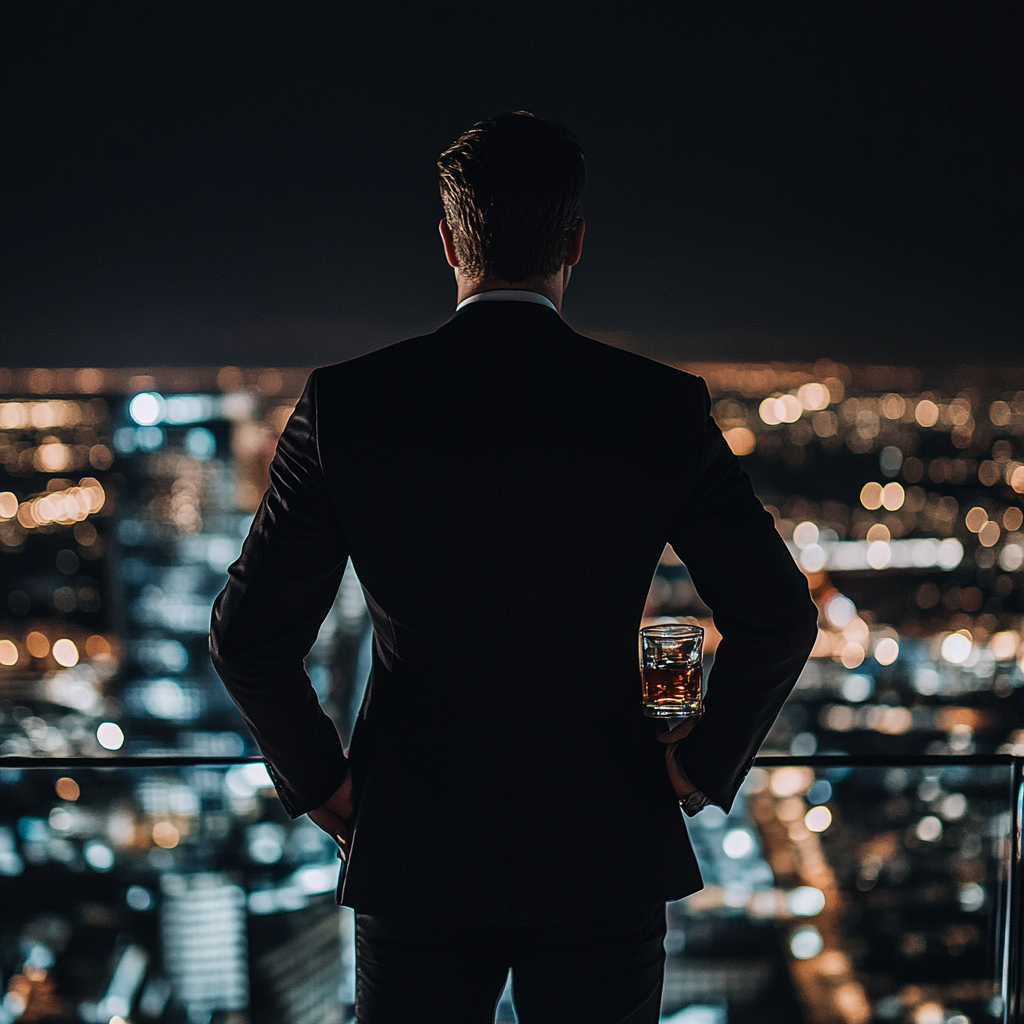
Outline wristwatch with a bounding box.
[679,788,710,817]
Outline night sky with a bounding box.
[2,3,1020,368]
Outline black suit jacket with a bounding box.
[210,300,817,925]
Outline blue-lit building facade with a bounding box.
[0,362,1021,1023]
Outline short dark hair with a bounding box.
[438,111,585,283]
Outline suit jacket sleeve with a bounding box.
[210,370,350,818]
[667,381,818,812]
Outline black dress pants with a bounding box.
[354,903,666,1024]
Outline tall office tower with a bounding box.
[248,896,346,1024]
[112,389,253,753]
[160,872,250,1020]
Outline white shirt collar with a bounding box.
[455,289,558,314]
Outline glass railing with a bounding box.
[1,754,1020,1024]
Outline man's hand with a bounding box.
[656,716,700,803]
[307,774,354,858]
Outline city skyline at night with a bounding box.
[1,357,1021,1021]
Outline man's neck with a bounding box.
[455,267,570,312]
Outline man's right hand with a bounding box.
[656,716,701,804]
[307,774,354,858]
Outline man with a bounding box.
[210,112,817,1023]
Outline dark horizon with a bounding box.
[2,4,1021,368]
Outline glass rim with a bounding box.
[640,623,704,639]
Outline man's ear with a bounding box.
[564,217,585,267]
[439,219,460,269]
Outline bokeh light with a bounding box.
[55,777,80,801]
[52,638,79,667]
[96,722,125,750]
[804,806,832,832]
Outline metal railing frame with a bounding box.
[2,753,1021,1023]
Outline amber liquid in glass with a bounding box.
[641,665,702,716]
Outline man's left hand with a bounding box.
[307,774,354,858]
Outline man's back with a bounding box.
[212,298,816,924]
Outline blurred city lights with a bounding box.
[915,816,943,843]
[152,821,180,849]
[840,643,865,669]
[52,639,79,667]
[990,631,1018,660]
[978,520,1000,547]
[790,927,824,960]
[965,506,987,532]
[1000,541,1023,571]
[128,392,165,425]
[722,426,756,455]
[55,778,80,801]
[83,840,115,871]
[914,400,939,427]
[859,482,883,510]
[25,632,50,658]
[866,541,891,570]
[841,674,873,702]
[14,478,105,530]
[126,885,154,911]
[958,882,985,912]
[824,594,856,628]
[225,762,273,798]
[0,640,18,666]
[769,767,813,797]
[792,521,819,548]
[786,886,826,916]
[873,636,899,665]
[797,383,831,411]
[941,631,973,665]
[804,806,832,833]
[879,445,903,475]
[96,722,125,751]
[880,482,905,511]
[722,829,754,859]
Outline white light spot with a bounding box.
[722,829,754,859]
[225,762,272,798]
[914,667,940,695]
[840,673,873,702]
[777,395,803,423]
[83,840,114,871]
[824,594,856,628]
[880,482,905,511]
[804,806,832,832]
[96,722,124,750]
[790,926,823,959]
[798,544,826,572]
[940,793,967,820]
[866,540,891,569]
[787,886,826,916]
[916,815,943,842]
[941,632,973,665]
[52,638,79,667]
[759,397,781,425]
[937,538,964,569]
[958,882,985,912]
[128,392,164,426]
[793,521,819,548]
[874,637,899,666]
